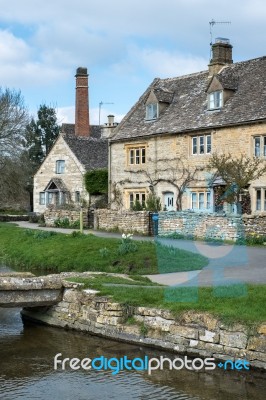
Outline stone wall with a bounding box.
[22,286,266,370]
[243,214,266,236]
[44,208,88,227]
[0,214,29,222]
[94,209,150,235]
[158,211,244,241]
[158,211,266,241]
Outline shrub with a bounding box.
[84,169,108,195]
[131,199,144,211]
[145,193,162,212]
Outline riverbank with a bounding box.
[21,273,266,371]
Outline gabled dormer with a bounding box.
[206,72,238,110]
[145,88,174,121]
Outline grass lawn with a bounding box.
[67,274,266,326]
[0,223,208,275]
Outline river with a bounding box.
[0,268,265,399]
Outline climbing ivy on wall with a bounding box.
[84,169,108,195]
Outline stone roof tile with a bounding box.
[111,56,266,142]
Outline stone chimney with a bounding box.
[209,38,233,76]
[75,67,90,137]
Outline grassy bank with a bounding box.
[0,223,207,274]
[67,274,266,325]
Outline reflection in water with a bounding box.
[0,308,265,400]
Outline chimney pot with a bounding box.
[107,114,115,126]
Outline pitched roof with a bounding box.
[61,124,102,139]
[44,178,69,192]
[111,56,266,142]
[63,134,108,171]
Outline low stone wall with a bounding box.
[0,214,29,222]
[22,286,266,370]
[94,209,150,235]
[158,211,266,241]
[243,214,266,236]
[158,211,243,241]
[44,209,88,227]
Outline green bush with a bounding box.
[145,193,162,212]
[54,218,80,229]
[131,199,144,211]
[84,169,108,195]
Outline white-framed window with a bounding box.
[192,135,212,155]
[146,103,158,120]
[254,136,266,157]
[128,191,146,209]
[39,192,45,205]
[191,191,211,211]
[128,147,146,165]
[208,91,223,110]
[56,160,65,174]
[255,188,266,211]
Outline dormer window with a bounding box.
[208,91,223,110]
[146,103,158,120]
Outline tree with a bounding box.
[208,153,266,210]
[25,105,59,168]
[0,154,31,210]
[0,88,29,162]
[123,157,200,210]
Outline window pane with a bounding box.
[191,193,197,209]
[206,135,211,153]
[199,137,204,154]
[136,193,140,201]
[47,192,53,204]
[141,148,146,164]
[56,160,65,174]
[192,137,197,154]
[130,149,134,164]
[129,194,134,208]
[206,192,211,209]
[256,189,261,210]
[264,137,266,157]
[135,149,140,164]
[141,193,146,206]
[146,103,158,120]
[75,191,80,203]
[209,93,214,109]
[254,137,260,157]
[199,193,204,209]
[39,192,45,205]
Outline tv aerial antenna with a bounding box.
[209,19,231,58]
[98,101,114,125]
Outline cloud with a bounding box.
[133,47,209,77]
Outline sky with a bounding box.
[0,0,265,126]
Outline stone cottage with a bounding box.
[109,39,266,214]
[33,68,108,213]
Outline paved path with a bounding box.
[9,221,266,287]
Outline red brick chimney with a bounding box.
[75,67,90,137]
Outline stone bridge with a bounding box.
[0,272,64,307]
